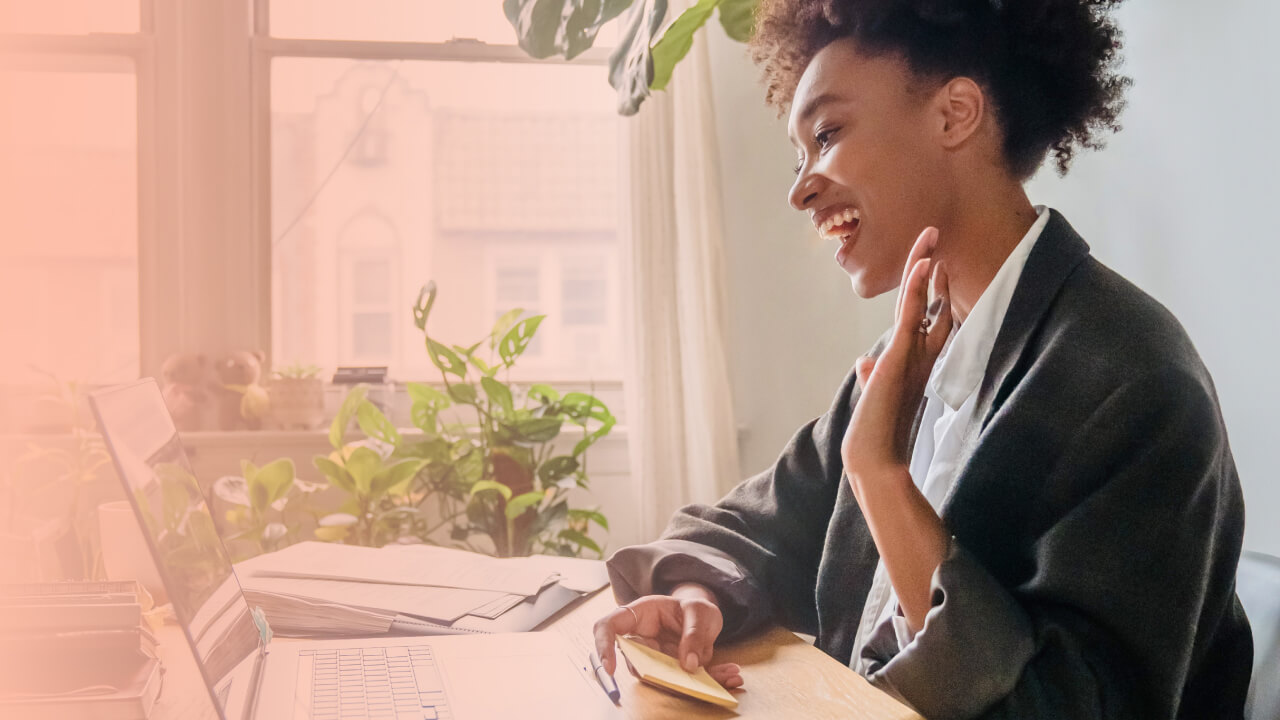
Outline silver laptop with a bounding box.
[90,379,614,720]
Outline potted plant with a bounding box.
[311,282,613,558]
[269,363,325,430]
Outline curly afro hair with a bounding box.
[749,0,1132,179]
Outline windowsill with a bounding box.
[177,425,631,448]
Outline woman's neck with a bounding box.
[931,184,1039,325]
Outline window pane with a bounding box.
[0,68,139,387]
[270,0,619,46]
[270,58,621,380]
[0,1,139,35]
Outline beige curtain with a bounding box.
[621,12,742,542]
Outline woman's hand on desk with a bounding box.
[592,583,744,690]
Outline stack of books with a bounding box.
[0,580,164,720]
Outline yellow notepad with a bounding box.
[616,635,739,709]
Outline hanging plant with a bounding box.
[502,0,758,115]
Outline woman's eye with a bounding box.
[815,127,838,149]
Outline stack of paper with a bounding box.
[0,581,164,719]
[232,542,609,638]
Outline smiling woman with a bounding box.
[597,1,1255,718]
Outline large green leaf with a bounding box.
[568,507,610,531]
[447,383,478,405]
[650,0,718,91]
[513,417,562,444]
[255,458,296,505]
[489,308,524,349]
[608,0,669,115]
[470,479,513,501]
[505,490,546,520]
[503,0,634,60]
[410,401,439,435]
[329,386,369,449]
[356,401,401,446]
[406,382,450,408]
[372,458,426,497]
[481,376,515,415]
[426,338,467,378]
[717,0,755,42]
[497,315,546,367]
[559,528,602,556]
[537,455,580,484]
[345,447,382,495]
[313,456,355,493]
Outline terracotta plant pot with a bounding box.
[269,377,325,430]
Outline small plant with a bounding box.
[312,387,428,547]
[5,372,113,579]
[311,282,613,558]
[212,458,321,560]
[272,363,322,381]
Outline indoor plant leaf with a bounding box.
[650,0,719,91]
[255,457,297,505]
[426,338,468,378]
[356,400,402,446]
[497,315,546,367]
[537,455,580,484]
[608,0,668,115]
[717,0,755,42]
[568,507,610,531]
[470,479,513,502]
[345,447,382,494]
[330,385,369,449]
[372,458,426,497]
[558,528,602,556]
[412,281,437,331]
[447,383,478,405]
[513,417,562,444]
[405,381,450,408]
[481,376,515,414]
[502,0,634,59]
[314,456,356,494]
[505,490,547,520]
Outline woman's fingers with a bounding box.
[925,261,952,358]
[894,256,933,346]
[707,663,744,690]
[896,227,940,319]
[854,355,877,392]
[592,604,640,675]
[675,599,721,672]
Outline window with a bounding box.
[0,2,148,386]
[264,5,623,382]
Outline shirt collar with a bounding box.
[930,205,1051,410]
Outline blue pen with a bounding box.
[589,651,621,704]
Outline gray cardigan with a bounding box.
[606,210,1253,719]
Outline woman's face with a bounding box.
[788,38,951,298]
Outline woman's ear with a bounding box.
[933,75,985,150]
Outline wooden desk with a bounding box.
[154,590,923,719]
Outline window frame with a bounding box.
[0,1,160,386]
[249,2,622,386]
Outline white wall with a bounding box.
[705,3,1279,555]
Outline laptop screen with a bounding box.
[90,379,260,716]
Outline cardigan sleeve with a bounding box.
[860,367,1249,720]
[606,359,866,640]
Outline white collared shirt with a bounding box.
[850,206,1052,673]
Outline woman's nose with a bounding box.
[788,170,821,212]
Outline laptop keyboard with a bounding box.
[297,646,451,720]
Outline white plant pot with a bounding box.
[269,377,326,430]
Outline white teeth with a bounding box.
[817,208,860,237]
